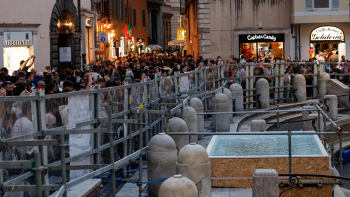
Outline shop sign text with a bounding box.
[177,28,186,40]
[311,26,344,41]
[247,34,277,42]
[6,40,31,46]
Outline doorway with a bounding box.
[58,34,75,72]
[50,0,80,72]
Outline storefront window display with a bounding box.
[239,34,284,61]
[3,32,33,74]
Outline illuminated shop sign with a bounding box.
[239,34,284,43]
[311,26,344,41]
[248,34,276,41]
[4,32,33,46]
[6,40,31,46]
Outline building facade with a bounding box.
[162,4,173,50]
[185,0,199,58]
[0,0,95,73]
[291,0,348,61]
[125,0,149,54]
[148,0,165,49]
[165,0,187,53]
[186,0,291,60]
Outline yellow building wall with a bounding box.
[292,0,349,24]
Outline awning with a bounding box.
[148,45,162,50]
[168,40,186,46]
[95,48,105,54]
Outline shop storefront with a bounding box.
[239,33,285,61]
[310,26,345,61]
[3,32,35,74]
[297,23,350,62]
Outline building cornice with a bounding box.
[0,23,41,28]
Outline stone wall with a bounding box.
[196,0,291,60]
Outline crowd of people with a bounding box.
[0,51,349,196]
[0,51,348,100]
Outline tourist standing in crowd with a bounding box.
[304,65,314,97]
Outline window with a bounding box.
[133,8,137,27]
[305,0,340,10]
[314,0,329,8]
[125,7,128,22]
[130,8,132,25]
[142,9,146,27]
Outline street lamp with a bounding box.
[109,30,116,59]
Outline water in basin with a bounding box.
[209,135,323,157]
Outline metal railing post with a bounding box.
[279,62,285,103]
[93,86,101,165]
[277,105,280,131]
[323,115,327,148]
[156,76,161,133]
[274,62,279,104]
[108,104,116,196]
[313,62,319,98]
[138,95,144,197]
[331,124,334,167]
[36,90,49,196]
[34,151,43,197]
[203,67,207,112]
[60,133,67,197]
[214,92,217,132]
[340,132,343,176]
[288,130,292,174]
[144,82,149,144]
[248,64,254,109]
[317,107,321,132]
[123,86,129,178]
[127,87,132,175]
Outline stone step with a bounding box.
[235,103,306,132]
[49,179,102,197]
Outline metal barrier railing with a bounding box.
[0,61,348,196]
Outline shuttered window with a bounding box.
[314,0,329,8]
[305,0,340,10]
[305,0,313,10]
[142,9,146,27]
[133,8,137,27]
[332,0,340,9]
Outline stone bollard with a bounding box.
[324,95,338,121]
[212,93,230,132]
[176,106,198,143]
[302,106,315,131]
[177,143,211,197]
[306,99,320,107]
[147,133,177,197]
[158,175,198,197]
[256,78,270,109]
[319,72,331,98]
[229,83,244,112]
[223,88,233,123]
[293,74,307,103]
[307,114,324,132]
[168,117,190,152]
[253,169,279,197]
[250,120,266,132]
[189,98,205,140]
